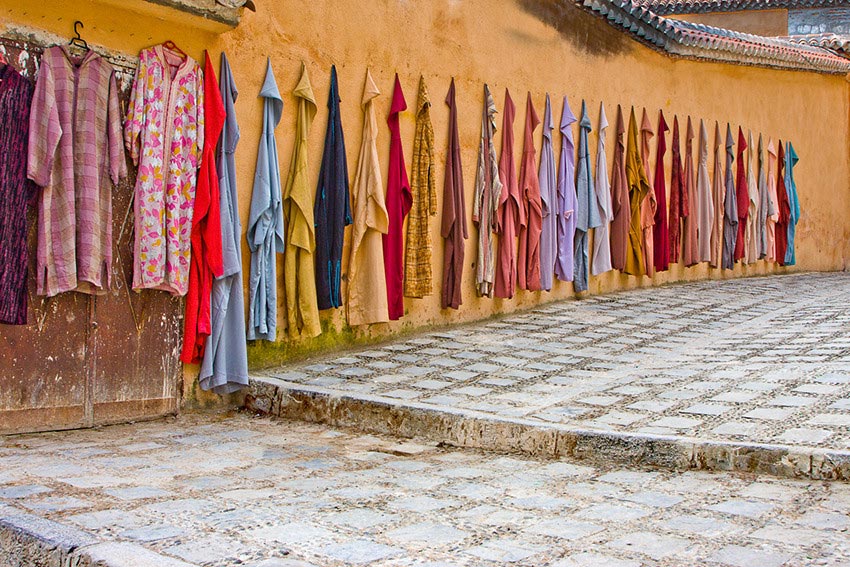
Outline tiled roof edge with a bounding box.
[637,0,848,16]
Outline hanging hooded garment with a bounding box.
[744,130,759,264]
[766,138,779,261]
[652,110,670,272]
[125,45,202,296]
[0,62,34,324]
[591,102,613,276]
[246,59,284,341]
[609,105,629,272]
[682,117,699,267]
[538,94,557,289]
[784,142,800,266]
[722,124,738,270]
[756,134,769,260]
[517,93,542,291]
[775,142,790,266]
[31,46,127,297]
[696,119,714,263]
[733,127,748,263]
[441,78,467,310]
[404,76,437,298]
[282,63,320,340]
[199,52,248,394]
[574,99,602,292]
[315,66,351,310]
[181,51,225,364]
[638,109,656,277]
[625,107,650,276]
[383,74,412,319]
[668,117,685,264]
[554,96,578,282]
[709,122,725,268]
[473,85,502,297]
[348,70,389,325]
[494,89,520,298]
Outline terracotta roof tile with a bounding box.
[638,0,849,15]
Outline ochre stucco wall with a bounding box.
[2,0,849,403]
[671,9,790,37]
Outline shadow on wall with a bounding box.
[516,0,634,58]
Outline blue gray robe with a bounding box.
[247,59,284,341]
[200,52,249,393]
[537,94,556,291]
[722,124,737,270]
[784,142,800,266]
[573,99,602,292]
[315,66,351,310]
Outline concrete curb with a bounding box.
[246,376,850,482]
[0,509,199,567]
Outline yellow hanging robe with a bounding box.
[624,107,650,276]
[347,70,390,326]
[283,62,321,339]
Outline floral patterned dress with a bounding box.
[125,44,204,296]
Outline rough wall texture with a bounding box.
[789,7,850,34]
[1,0,850,402]
[670,9,790,36]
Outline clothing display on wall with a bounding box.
[609,105,629,273]
[282,63,320,340]
[441,78,467,310]
[126,44,203,296]
[682,117,698,267]
[638,109,656,277]
[314,66,351,311]
[734,127,749,263]
[473,84,501,297]
[744,130,759,264]
[710,122,724,268]
[31,45,126,297]
[0,62,34,324]
[555,96,577,283]
[785,142,800,266]
[246,59,284,341]
[347,70,389,325]
[668,117,684,265]
[181,51,224,364]
[652,110,669,272]
[199,52,248,394]
[538,94,557,289]
[495,89,519,299]
[696,120,714,263]
[722,124,738,270]
[574,100,601,293]
[404,76,436,299]
[517,93,542,292]
[590,102,613,276]
[625,107,649,276]
[383,75,412,319]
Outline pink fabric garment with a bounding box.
[682,117,699,266]
[125,45,204,296]
[733,126,749,262]
[639,109,656,277]
[494,89,520,299]
[652,110,670,272]
[383,74,412,320]
[516,92,542,291]
[28,46,126,297]
[766,139,779,261]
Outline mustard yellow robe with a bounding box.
[624,107,651,276]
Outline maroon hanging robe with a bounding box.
[734,126,749,262]
[609,105,629,271]
[652,110,670,272]
[668,116,686,264]
[494,89,521,299]
[383,74,412,320]
[775,141,789,266]
[441,79,467,309]
[517,92,542,291]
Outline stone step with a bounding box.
[246,376,850,482]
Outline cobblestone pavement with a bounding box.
[257,273,850,452]
[2,412,850,567]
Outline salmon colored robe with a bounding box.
[347,70,389,326]
[744,130,759,264]
[473,85,502,297]
[441,79,467,309]
[652,110,670,272]
[733,127,748,263]
[682,117,699,267]
[517,93,542,291]
[494,89,520,299]
[709,122,725,268]
[668,116,684,264]
[383,75,412,320]
[609,106,629,272]
[639,109,656,277]
[766,138,779,262]
[283,63,321,339]
[625,108,650,276]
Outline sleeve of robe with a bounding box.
[107,73,128,186]
[123,53,147,168]
[194,68,205,168]
[27,57,61,188]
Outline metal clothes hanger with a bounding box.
[69,21,89,51]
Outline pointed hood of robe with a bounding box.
[591,101,613,276]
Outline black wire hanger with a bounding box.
[69,21,89,51]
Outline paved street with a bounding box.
[2,412,850,567]
[257,273,850,452]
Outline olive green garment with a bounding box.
[283,63,321,339]
[624,107,650,276]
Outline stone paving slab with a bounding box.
[248,273,850,479]
[2,413,850,566]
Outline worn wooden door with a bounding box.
[0,36,183,435]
